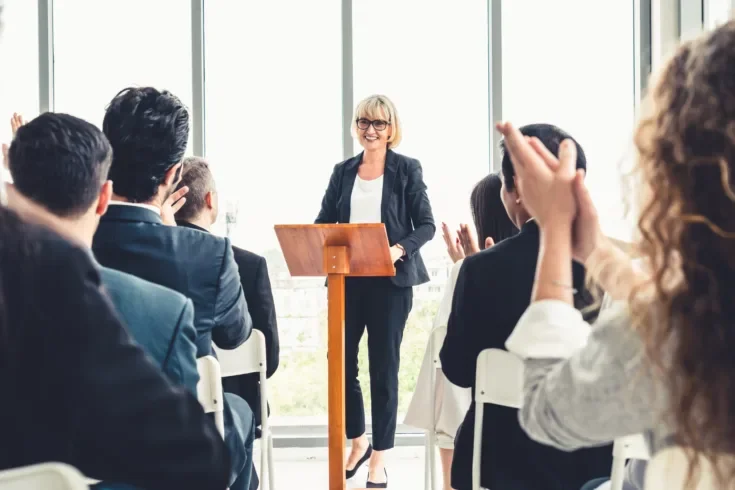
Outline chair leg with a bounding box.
[267,431,275,490]
[429,434,437,490]
[424,434,432,490]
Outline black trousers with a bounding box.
[344,277,413,451]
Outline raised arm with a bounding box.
[506,302,657,450]
[212,238,252,349]
[397,160,436,257]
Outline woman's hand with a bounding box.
[458,223,482,256]
[442,222,465,263]
[389,245,405,263]
[495,122,577,230]
[571,171,605,264]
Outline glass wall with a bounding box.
[0,0,38,144]
[204,0,342,421]
[502,0,636,241]
[352,0,490,418]
[53,0,193,153]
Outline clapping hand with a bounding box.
[3,113,26,168]
[442,222,465,263]
[160,186,189,226]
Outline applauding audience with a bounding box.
[440,124,611,490]
[502,19,735,490]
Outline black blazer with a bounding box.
[93,204,252,357]
[315,150,436,287]
[178,220,280,428]
[0,217,229,490]
[440,221,611,490]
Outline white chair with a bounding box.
[423,325,447,490]
[0,463,88,489]
[472,348,524,490]
[214,330,275,490]
[644,446,726,490]
[197,355,226,437]
[610,434,650,490]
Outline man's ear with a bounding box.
[97,180,113,216]
[205,191,214,210]
[164,162,183,187]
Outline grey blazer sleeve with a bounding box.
[506,301,660,451]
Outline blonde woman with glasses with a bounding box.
[316,94,436,488]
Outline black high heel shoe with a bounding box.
[366,468,388,488]
[345,444,373,480]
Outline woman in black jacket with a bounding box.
[316,94,435,487]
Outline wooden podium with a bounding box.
[274,224,395,490]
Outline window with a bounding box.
[502,0,636,241]
[52,0,193,153]
[0,0,39,144]
[353,0,490,416]
[204,0,342,420]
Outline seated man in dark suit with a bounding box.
[174,157,279,443]
[439,124,612,490]
[4,112,230,488]
[7,111,199,393]
[91,87,255,490]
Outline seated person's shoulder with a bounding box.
[28,222,101,283]
[99,266,189,313]
[232,244,265,265]
[462,232,522,271]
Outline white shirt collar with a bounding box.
[109,201,161,216]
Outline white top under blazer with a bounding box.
[349,174,383,223]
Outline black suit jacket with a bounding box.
[315,149,436,287]
[0,218,229,490]
[178,221,280,428]
[440,221,611,490]
[93,204,252,356]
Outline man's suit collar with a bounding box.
[177,220,209,233]
[104,202,163,225]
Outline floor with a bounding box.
[253,445,428,489]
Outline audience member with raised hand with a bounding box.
[7,111,201,394]
[501,21,735,490]
[92,86,255,490]
[440,124,612,490]
[406,172,516,490]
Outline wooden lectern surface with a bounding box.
[275,223,395,277]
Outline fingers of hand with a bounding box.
[171,197,187,214]
[528,137,560,170]
[558,139,577,178]
[168,185,189,204]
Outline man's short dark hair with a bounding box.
[500,123,587,192]
[103,86,190,203]
[9,112,112,217]
[176,156,215,221]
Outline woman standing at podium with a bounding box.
[316,94,435,487]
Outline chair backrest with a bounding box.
[196,355,225,437]
[213,330,267,378]
[474,348,524,408]
[644,446,730,490]
[429,325,447,370]
[0,463,88,490]
[614,434,650,461]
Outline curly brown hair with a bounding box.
[632,19,735,486]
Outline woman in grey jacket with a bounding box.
[495,19,735,488]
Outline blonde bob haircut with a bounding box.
[352,94,402,149]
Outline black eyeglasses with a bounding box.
[356,118,390,131]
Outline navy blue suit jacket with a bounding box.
[315,149,436,287]
[99,266,199,394]
[93,204,252,357]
